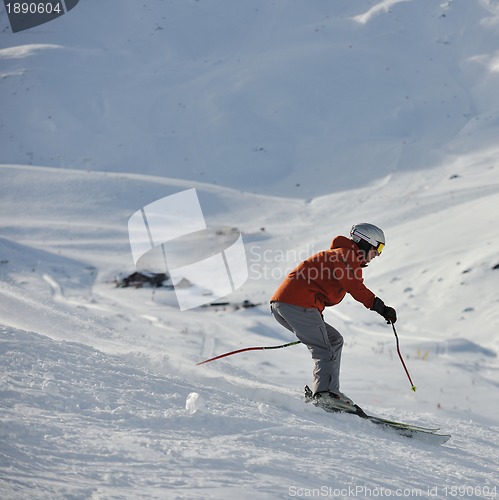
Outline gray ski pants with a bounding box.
[271,301,344,395]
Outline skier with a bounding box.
[270,223,397,408]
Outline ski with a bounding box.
[366,415,440,433]
[304,386,450,444]
[366,417,450,444]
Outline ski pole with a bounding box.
[391,322,417,392]
[196,340,301,366]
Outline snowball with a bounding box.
[185,392,205,414]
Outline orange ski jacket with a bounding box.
[270,236,376,312]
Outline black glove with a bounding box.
[371,297,397,324]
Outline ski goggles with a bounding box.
[376,242,385,255]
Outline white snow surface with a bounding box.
[1,1,499,499]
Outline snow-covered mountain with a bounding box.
[2,0,499,196]
[1,1,498,498]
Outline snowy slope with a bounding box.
[1,325,498,500]
[1,0,499,498]
[1,159,498,498]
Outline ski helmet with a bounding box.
[350,223,385,255]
